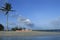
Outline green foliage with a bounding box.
[11,27,26,31]
[0,24,4,31]
[11,28,16,31]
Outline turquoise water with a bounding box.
[0,35,60,40]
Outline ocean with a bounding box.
[0,35,60,40]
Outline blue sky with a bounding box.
[0,0,60,30]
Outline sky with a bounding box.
[0,0,60,30]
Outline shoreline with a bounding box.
[0,31,60,37]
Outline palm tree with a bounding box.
[0,3,14,31]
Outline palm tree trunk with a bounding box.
[6,14,8,31]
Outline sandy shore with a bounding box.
[0,31,60,37]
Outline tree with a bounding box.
[11,27,18,31]
[11,27,23,31]
[11,28,16,31]
[0,24,4,31]
[0,3,14,31]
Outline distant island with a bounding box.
[33,29,60,32]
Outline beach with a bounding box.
[0,31,60,37]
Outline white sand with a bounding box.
[0,31,60,37]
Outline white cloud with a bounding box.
[17,16,34,27]
[23,19,31,24]
[48,17,60,29]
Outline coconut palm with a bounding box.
[0,3,14,31]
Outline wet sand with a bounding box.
[0,31,60,37]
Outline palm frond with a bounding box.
[5,3,12,10]
[10,10,15,11]
[5,11,8,15]
[0,9,6,11]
